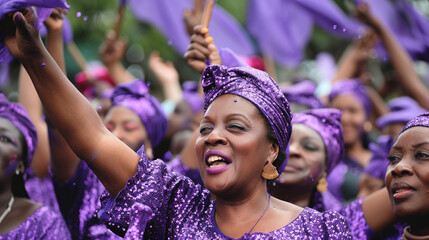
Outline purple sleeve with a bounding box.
[339,198,376,239]
[166,156,204,186]
[0,206,71,240]
[98,151,210,238]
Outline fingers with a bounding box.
[13,12,29,35]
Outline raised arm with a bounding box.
[355,3,429,110]
[99,31,136,84]
[5,10,139,196]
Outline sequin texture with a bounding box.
[98,151,352,239]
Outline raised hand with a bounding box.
[44,8,66,34]
[4,9,44,61]
[99,30,128,67]
[149,51,179,86]
[183,0,203,36]
[354,3,382,32]
[184,25,221,73]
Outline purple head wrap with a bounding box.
[283,80,325,110]
[202,65,292,154]
[364,135,394,180]
[329,79,371,118]
[377,96,426,129]
[399,112,429,137]
[181,81,203,114]
[0,94,37,168]
[292,108,344,175]
[111,80,168,148]
[0,0,70,63]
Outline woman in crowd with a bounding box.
[4,10,351,239]
[386,112,429,239]
[0,94,70,239]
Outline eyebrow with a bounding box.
[413,142,429,148]
[200,113,251,123]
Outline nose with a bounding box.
[204,127,227,146]
[112,128,125,141]
[288,141,301,159]
[391,158,414,178]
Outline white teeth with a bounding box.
[207,156,225,165]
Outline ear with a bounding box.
[267,142,280,164]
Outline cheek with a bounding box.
[305,155,325,177]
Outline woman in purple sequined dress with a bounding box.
[0,94,70,239]
[4,11,352,238]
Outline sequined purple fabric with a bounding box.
[0,205,71,239]
[329,79,371,118]
[377,97,426,129]
[0,94,37,171]
[166,155,204,187]
[338,198,376,239]
[181,81,203,114]
[98,150,352,239]
[364,135,394,180]
[111,79,168,148]
[53,161,121,240]
[292,108,344,175]
[399,112,429,136]
[202,65,292,152]
[283,80,325,110]
[26,173,60,211]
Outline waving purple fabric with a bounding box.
[357,0,429,62]
[282,80,325,109]
[0,0,70,63]
[202,65,292,153]
[63,16,72,44]
[182,81,203,114]
[247,0,360,67]
[128,0,254,56]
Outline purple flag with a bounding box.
[358,0,429,62]
[128,0,255,56]
[0,0,70,63]
[247,0,360,67]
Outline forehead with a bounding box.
[330,94,363,109]
[204,94,261,119]
[105,106,142,123]
[292,124,324,145]
[393,127,429,149]
[0,118,22,137]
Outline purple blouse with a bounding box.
[26,174,60,212]
[98,152,352,239]
[53,161,122,240]
[0,205,71,240]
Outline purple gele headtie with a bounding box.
[111,79,168,148]
[329,79,371,118]
[292,108,344,175]
[182,81,203,114]
[0,93,38,168]
[376,96,426,129]
[202,65,292,153]
[283,80,325,109]
[399,112,429,137]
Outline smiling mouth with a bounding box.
[206,155,231,167]
[391,183,416,200]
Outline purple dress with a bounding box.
[53,161,122,240]
[338,197,406,240]
[25,171,60,212]
[166,155,204,187]
[98,152,352,239]
[0,205,71,240]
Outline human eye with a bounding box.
[124,123,139,132]
[302,141,319,152]
[199,125,213,135]
[227,123,245,131]
[0,135,16,146]
[387,155,401,164]
[415,151,429,160]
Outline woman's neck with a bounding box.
[214,185,270,237]
[269,184,312,208]
[406,222,429,238]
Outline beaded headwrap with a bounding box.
[0,94,38,167]
[202,65,292,157]
[364,135,394,180]
[329,79,371,118]
[111,80,168,148]
[377,97,426,129]
[292,108,344,175]
[182,81,203,114]
[399,112,429,137]
[283,80,325,110]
